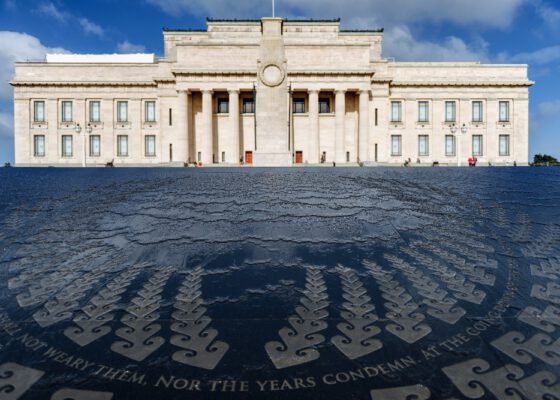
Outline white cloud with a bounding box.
[79,18,105,37]
[37,3,106,38]
[536,1,560,29]
[37,2,68,22]
[383,25,488,62]
[117,41,147,53]
[497,45,560,65]
[147,0,527,29]
[538,100,560,117]
[0,31,68,100]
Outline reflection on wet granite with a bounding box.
[0,167,559,399]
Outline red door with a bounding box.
[245,151,253,165]
[295,151,303,164]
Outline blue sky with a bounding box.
[1,0,559,163]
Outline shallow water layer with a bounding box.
[0,167,559,400]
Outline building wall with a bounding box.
[11,19,531,167]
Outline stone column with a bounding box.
[229,89,240,164]
[201,90,213,165]
[335,90,346,163]
[308,89,320,164]
[177,90,189,163]
[358,90,370,163]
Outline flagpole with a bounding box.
[272,0,275,17]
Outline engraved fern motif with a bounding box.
[32,269,107,328]
[170,266,229,370]
[265,267,329,369]
[331,266,382,359]
[386,254,466,325]
[110,266,174,362]
[364,260,431,344]
[64,265,143,347]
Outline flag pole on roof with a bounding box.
[272,0,275,17]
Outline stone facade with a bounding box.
[11,17,533,167]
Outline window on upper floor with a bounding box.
[499,101,510,122]
[391,101,402,123]
[418,101,429,123]
[145,101,156,123]
[445,101,456,123]
[117,101,128,123]
[217,99,229,114]
[319,98,331,114]
[61,101,73,123]
[89,101,101,123]
[34,101,45,123]
[293,98,305,114]
[472,101,483,123]
[243,98,255,114]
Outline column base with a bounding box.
[253,152,292,167]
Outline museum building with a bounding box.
[11,17,533,166]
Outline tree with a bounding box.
[532,154,559,166]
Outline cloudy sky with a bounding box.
[0,0,559,163]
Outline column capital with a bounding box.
[335,89,347,95]
[307,89,320,95]
[228,88,240,94]
[201,89,214,95]
[359,89,371,95]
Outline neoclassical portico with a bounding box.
[11,17,531,166]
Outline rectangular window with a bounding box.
[217,99,229,114]
[391,135,402,156]
[61,101,73,123]
[145,101,156,123]
[117,101,128,123]
[117,135,128,157]
[499,101,510,122]
[61,135,73,157]
[472,101,483,122]
[34,135,45,157]
[375,108,378,126]
[222,151,226,163]
[499,135,510,156]
[293,99,305,114]
[145,135,156,157]
[89,101,101,123]
[391,101,402,122]
[89,135,101,157]
[445,101,456,123]
[243,98,255,113]
[418,135,429,156]
[418,101,429,123]
[169,108,173,126]
[34,101,45,122]
[472,135,483,156]
[319,98,331,114]
[445,135,456,156]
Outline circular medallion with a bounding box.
[260,64,285,87]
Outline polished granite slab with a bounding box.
[0,167,559,400]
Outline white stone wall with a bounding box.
[11,19,531,167]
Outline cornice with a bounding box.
[172,69,257,76]
[390,81,535,87]
[9,80,157,87]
